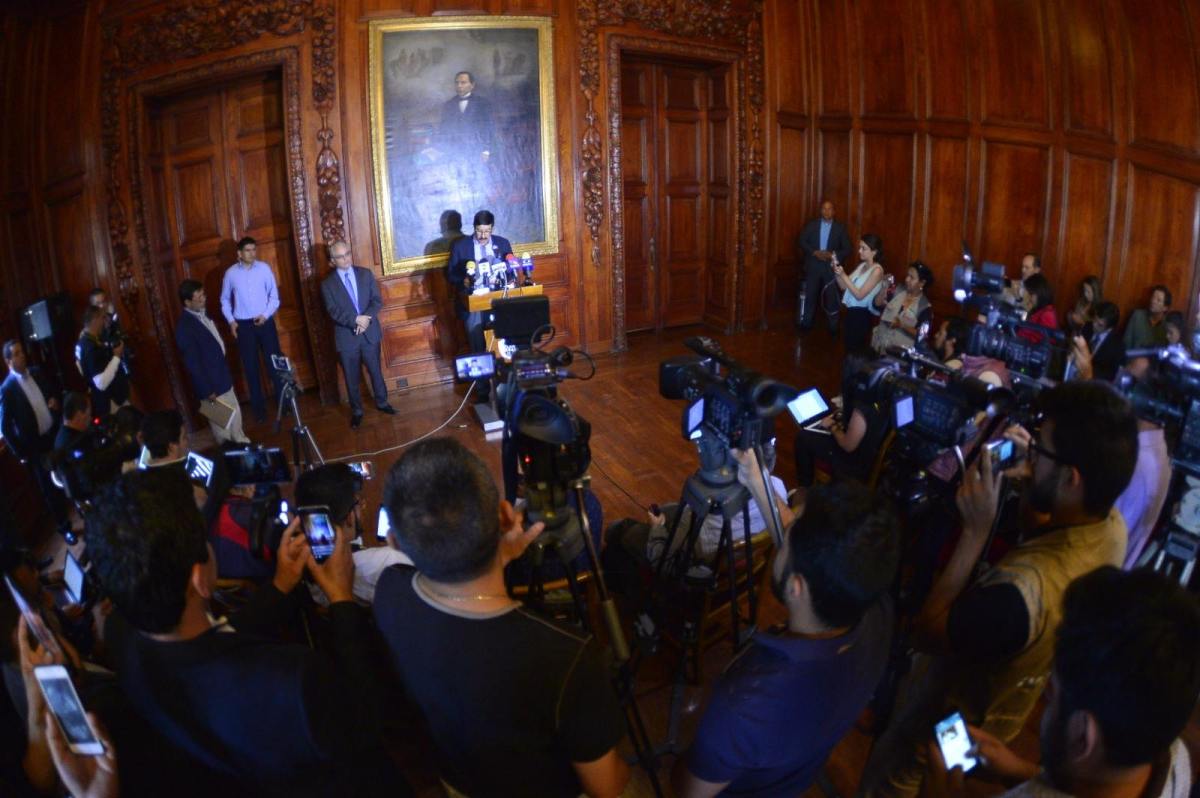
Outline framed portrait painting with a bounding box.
[368,16,561,275]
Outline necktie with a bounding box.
[343,270,359,313]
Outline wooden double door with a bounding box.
[621,58,733,333]
[144,73,316,393]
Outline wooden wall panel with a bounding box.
[859,132,915,277]
[922,0,969,120]
[41,11,85,185]
[977,142,1050,268]
[813,1,852,115]
[1122,0,1199,154]
[1060,0,1114,139]
[1119,167,1199,308]
[1057,154,1114,301]
[978,0,1049,127]
[856,0,914,118]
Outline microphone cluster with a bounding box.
[466,251,536,293]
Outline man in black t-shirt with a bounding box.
[374,437,629,798]
[75,306,130,419]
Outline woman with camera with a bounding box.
[1017,272,1058,345]
[1064,275,1101,337]
[870,261,933,354]
[832,234,886,351]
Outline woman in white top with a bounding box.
[832,233,886,351]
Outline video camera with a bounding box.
[53,408,143,505]
[1119,346,1200,474]
[271,354,298,388]
[659,336,794,452]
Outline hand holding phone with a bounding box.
[45,708,118,796]
[35,665,105,756]
[934,712,978,773]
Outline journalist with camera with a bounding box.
[861,380,1138,797]
[76,306,130,422]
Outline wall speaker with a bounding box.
[19,293,73,343]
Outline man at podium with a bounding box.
[447,209,513,400]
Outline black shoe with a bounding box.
[376,404,397,415]
[350,412,363,429]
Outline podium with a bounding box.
[465,283,544,432]
[467,283,544,355]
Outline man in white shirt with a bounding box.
[2,339,65,522]
[219,236,285,423]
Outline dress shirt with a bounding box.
[474,237,496,263]
[186,308,225,355]
[458,92,471,113]
[220,260,280,323]
[14,371,53,435]
[339,267,360,313]
[819,219,832,251]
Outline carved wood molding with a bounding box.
[100,0,342,405]
[580,0,765,348]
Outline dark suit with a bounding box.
[797,217,851,330]
[1,367,64,522]
[447,233,514,339]
[438,93,494,160]
[321,266,388,414]
[1090,329,1126,383]
[175,311,234,402]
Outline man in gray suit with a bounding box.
[321,241,396,428]
[797,199,851,334]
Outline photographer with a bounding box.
[53,392,93,455]
[75,307,129,421]
[793,349,889,488]
[931,318,1009,388]
[374,437,629,798]
[88,468,409,795]
[1113,358,1171,569]
[925,567,1198,798]
[862,381,1138,797]
[673,481,898,797]
[1065,301,1124,383]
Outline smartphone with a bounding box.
[376,505,391,541]
[34,665,105,756]
[985,438,1020,470]
[63,551,86,605]
[894,395,915,428]
[4,575,64,658]
[934,712,978,773]
[184,451,215,487]
[223,447,292,485]
[455,353,496,381]
[787,388,831,427]
[348,460,373,480]
[299,506,336,563]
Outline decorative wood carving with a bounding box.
[580,0,765,348]
[99,0,343,405]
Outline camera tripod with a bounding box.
[275,376,323,470]
[1141,462,1200,588]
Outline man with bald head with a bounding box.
[320,240,395,428]
[797,199,851,334]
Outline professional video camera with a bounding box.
[1119,346,1200,473]
[659,336,794,454]
[217,446,295,561]
[53,407,143,505]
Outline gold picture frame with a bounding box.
[368,16,560,275]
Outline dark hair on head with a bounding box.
[840,348,877,408]
[62,391,90,421]
[1023,273,1054,311]
[1151,284,1173,307]
[456,70,474,83]
[1165,310,1186,332]
[785,481,899,629]
[2,339,18,362]
[236,236,257,251]
[86,469,210,634]
[296,464,363,526]
[1054,566,1200,767]
[860,233,883,264]
[1094,301,1120,330]
[88,287,106,302]
[178,279,203,305]
[909,261,933,290]
[382,437,500,582]
[473,210,495,227]
[82,306,105,328]
[945,316,971,350]
[141,409,184,459]
[1024,252,1042,270]
[1038,381,1137,516]
[1078,276,1101,308]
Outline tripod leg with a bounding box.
[740,502,758,635]
[722,515,740,647]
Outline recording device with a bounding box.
[934,712,978,773]
[5,575,64,659]
[985,438,1021,471]
[787,387,834,430]
[184,451,215,487]
[377,505,391,541]
[455,352,496,382]
[659,336,795,451]
[1119,345,1200,473]
[223,447,291,485]
[53,408,142,504]
[63,551,86,605]
[348,460,373,480]
[34,666,105,755]
[520,252,535,284]
[271,354,298,387]
[299,506,336,563]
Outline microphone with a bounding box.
[520,252,534,285]
[504,254,519,285]
[465,260,477,291]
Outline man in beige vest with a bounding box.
[861,381,1139,797]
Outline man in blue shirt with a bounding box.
[672,481,899,797]
[220,236,285,423]
[797,200,851,333]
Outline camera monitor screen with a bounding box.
[455,353,496,382]
[184,452,215,487]
[787,388,830,427]
[63,552,85,605]
[685,397,705,439]
[894,395,914,428]
[223,448,292,486]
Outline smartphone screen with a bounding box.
[376,505,391,541]
[787,388,830,427]
[184,451,215,487]
[300,507,336,563]
[4,575,64,659]
[35,665,104,755]
[348,461,373,480]
[986,439,1020,471]
[223,447,292,485]
[894,395,915,428]
[63,552,85,605]
[934,712,978,772]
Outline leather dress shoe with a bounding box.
[350,412,363,429]
[376,404,397,415]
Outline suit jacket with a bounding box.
[175,311,234,400]
[321,266,383,354]
[438,93,494,156]
[1091,329,1126,383]
[0,368,58,462]
[446,234,514,318]
[799,217,851,274]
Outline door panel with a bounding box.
[658,66,707,327]
[621,60,658,333]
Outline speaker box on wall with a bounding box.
[19,293,73,343]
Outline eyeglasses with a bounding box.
[1028,436,1072,467]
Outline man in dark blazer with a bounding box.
[321,240,395,429]
[446,210,513,402]
[796,199,851,333]
[1087,301,1127,382]
[175,280,249,444]
[1,339,64,522]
